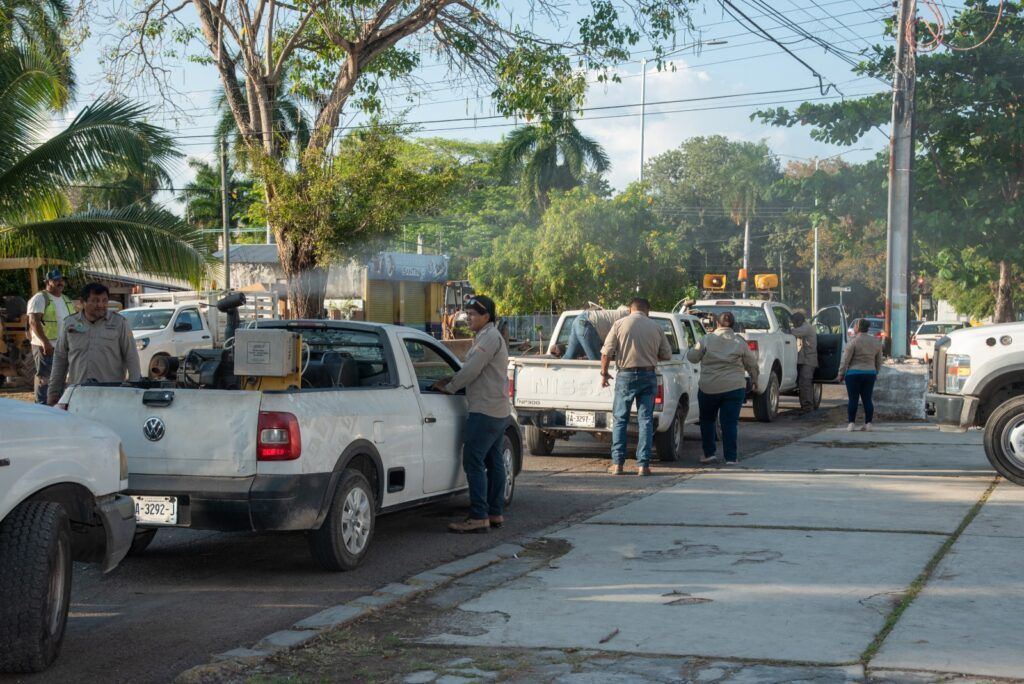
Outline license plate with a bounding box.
[566,410,596,428]
[132,496,178,525]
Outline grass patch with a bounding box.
[860,477,1000,664]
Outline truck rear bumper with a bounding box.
[925,392,979,431]
[515,408,662,433]
[127,473,331,532]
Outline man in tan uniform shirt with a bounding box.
[600,298,672,476]
[790,312,818,413]
[47,283,141,405]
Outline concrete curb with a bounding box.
[174,543,524,682]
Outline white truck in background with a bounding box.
[678,299,848,421]
[509,311,706,461]
[123,291,279,377]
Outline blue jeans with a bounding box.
[462,413,508,520]
[845,373,877,423]
[32,345,53,404]
[698,388,746,462]
[611,369,657,466]
[564,316,603,360]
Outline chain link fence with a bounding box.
[502,313,560,351]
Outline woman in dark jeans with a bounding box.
[686,312,760,464]
[838,318,884,431]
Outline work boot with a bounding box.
[488,515,505,529]
[448,518,490,534]
[608,463,624,475]
[637,465,652,477]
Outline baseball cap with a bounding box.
[45,268,64,281]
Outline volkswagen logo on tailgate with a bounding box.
[143,416,166,442]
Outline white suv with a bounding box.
[0,400,135,673]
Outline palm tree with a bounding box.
[0,0,74,103]
[178,157,257,249]
[0,45,208,282]
[497,112,611,212]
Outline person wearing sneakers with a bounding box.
[838,317,883,431]
[433,295,509,533]
[687,311,759,465]
[600,297,672,477]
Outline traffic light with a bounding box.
[704,274,727,290]
[754,274,779,290]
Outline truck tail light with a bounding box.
[257,411,301,461]
[747,340,758,353]
[508,370,515,399]
[654,383,664,407]
[910,336,917,347]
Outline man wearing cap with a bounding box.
[600,297,673,476]
[26,268,76,403]
[46,282,141,406]
[432,295,510,534]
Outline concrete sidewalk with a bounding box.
[413,423,1023,681]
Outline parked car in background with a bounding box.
[911,321,970,361]
[0,400,135,673]
[847,317,885,341]
[122,303,214,377]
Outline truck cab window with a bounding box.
[772,306,793,334]
[655,318,680,354]
[404,339,459,392]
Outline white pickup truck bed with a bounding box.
[510,311,704,461]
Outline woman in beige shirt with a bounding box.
[838,318,884,431]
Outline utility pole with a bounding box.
[741,216,750,297]
[811,158,819,313]
[639,58,647,183]
[779,253,785,302]
[884,0,917,357]
[220,139,232,292]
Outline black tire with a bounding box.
[983,396,1024,486]
[812,383,823,410]
[0,501,73,673]
[309,469,376,571]
[654,404,687,462]
[753,372,781,423]
[127,528,158,556]
[525,425,555,456]
[501,432,519,508]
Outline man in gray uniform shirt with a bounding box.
[600,298,672,476]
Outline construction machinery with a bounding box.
[0,258,65,387]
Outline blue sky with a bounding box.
[60,0,925,202]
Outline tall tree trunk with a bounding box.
[994,260,1016,323]
[277,232,327,318]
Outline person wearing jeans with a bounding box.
[838,318,884,431]
[434,295,510,533]
[687,312,760,464]
[600,298,673,476]
[560,306,630,360]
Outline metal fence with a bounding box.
[503,313,560,348]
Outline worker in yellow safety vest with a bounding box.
[27,269,77,403]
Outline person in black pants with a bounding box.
[838,318,884,431]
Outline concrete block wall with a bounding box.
[871,361,929,420]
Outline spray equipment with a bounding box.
[177,292,247,389]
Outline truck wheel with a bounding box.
[813,383,823,410]
[127,529,158,556]
[983,396,1024,486]
[525,426,555,456]
[654,405,686,462]
[309,469,376,571]
[502,432,518,508]
[0,501,72,673]
[753,372,781,423]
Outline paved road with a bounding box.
[3,391,843,684]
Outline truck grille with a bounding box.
[932,336,950,393]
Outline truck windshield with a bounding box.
[122,309,174,331]
[697,306,770,331]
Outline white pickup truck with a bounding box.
[926,322,1024,485]
[58,320,522,571]
[679,299,848,421]
[0,400,135,673]
[510,311,705,461]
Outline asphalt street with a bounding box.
[1,390,843,684]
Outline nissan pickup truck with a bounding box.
[925,322,1024,485]
[510,311,704,461]
[0,399,135,673]
[678,299,848,421]
[59,320,523,571]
